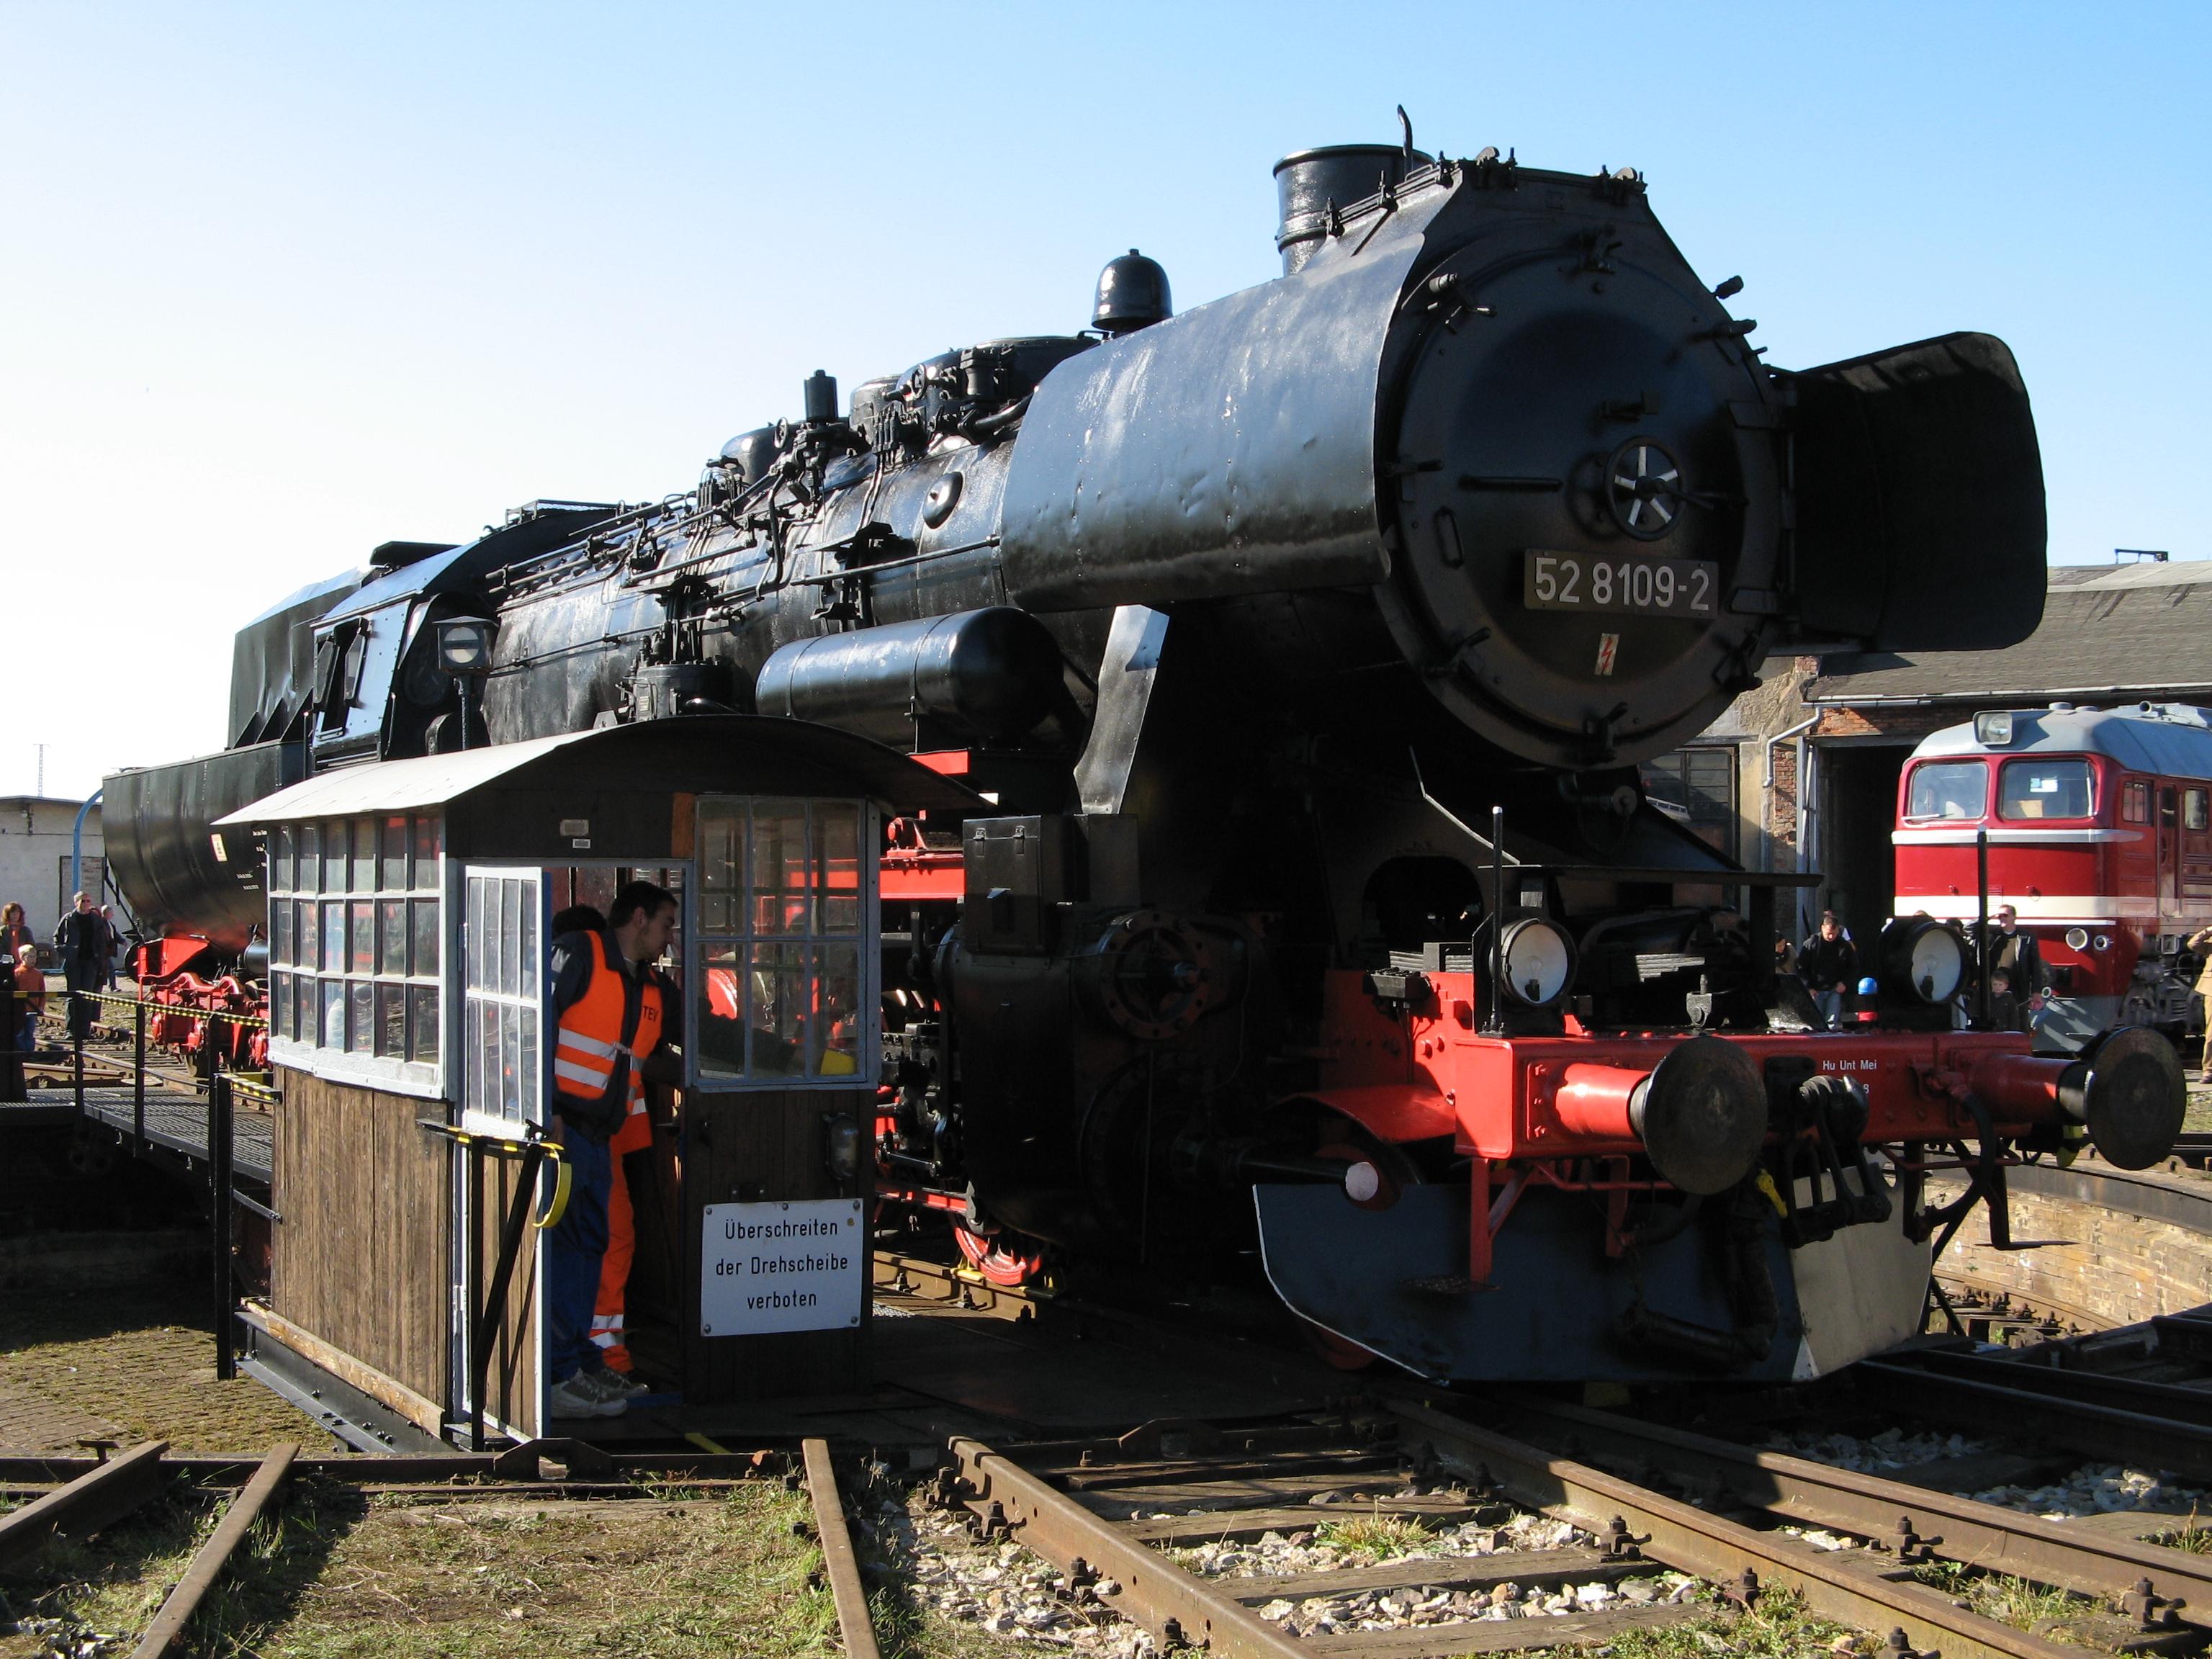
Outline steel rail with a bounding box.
[947,1436,1311,1659]
[803,1439,883,1659]
[1852,1356,2212,1480]
[1386,1401,2092,1659]
[130,1444,296,1659]
[1472,1393,2212,1611]
[0,1440,168,1570]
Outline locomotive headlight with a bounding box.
[2095,933,2113,953]
[1499,917,1575,1007]
[435,616,498,679]
[1903,925,1964,1003]
[1879,915,1966,1004]
[2065,927,2090,951]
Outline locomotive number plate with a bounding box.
[1522,550,1718,618]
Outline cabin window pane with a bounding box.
[379,900,406,974]
[751,801,811,935]
[352,819,376,885]
[412,817,440,890]
[377,984,407,1056]
[349,901,375,974]
[348,981,373,1053]
[1998,758,2093,821]
[320,903,344,973]
[814,943,862,1076]
[411,899,439,975]
[270,971,290,1039]
[322,979,345,1048]
[749,942,808,1076]
[2125,780,2152,823]
[2189,791,2210,832]
[272,901,294,968]
[272,827,295,894]
[301,824,322,891]
[1906,762,1988,821]
[817,806,862,932]
[409,986,439,1063]
[297,901,318,968]
[325,819,349,893]
[698,945,745,1079]
[380,816,408,891]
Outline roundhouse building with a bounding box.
[1653,559,2212,952]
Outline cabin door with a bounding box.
[455,866,551,1439]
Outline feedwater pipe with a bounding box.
[69,789,101,904]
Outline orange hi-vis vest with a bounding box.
[552,932,665,1130]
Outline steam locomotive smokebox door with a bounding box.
[683,793,878,1403]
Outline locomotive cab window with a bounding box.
[2124,779,2152,824]
[1905,761,1988,821]
[1997,757,2093,821]
[691,795,876,1090]
[2188,789,2210,832]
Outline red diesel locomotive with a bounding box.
[1894,702,2212,1051]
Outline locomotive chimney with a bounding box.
[801,369,839,424]
[1273,141,1432,275]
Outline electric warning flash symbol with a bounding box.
[1595,632,1621,676]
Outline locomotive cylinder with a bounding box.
[752,607,1066,747]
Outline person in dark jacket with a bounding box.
[1987,904,2048,1033]
[1798,911,1858,1029]
[52,893,116,1039]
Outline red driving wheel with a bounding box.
[953,1223,1048,1287]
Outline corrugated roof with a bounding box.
[1809,565,2212,703]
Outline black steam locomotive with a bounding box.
[112,127,2150,1381]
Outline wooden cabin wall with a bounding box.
[680,1090,873,1402]
[271,1068,448,1406]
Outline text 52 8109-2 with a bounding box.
[1522,550,1718,619]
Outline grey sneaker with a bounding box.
[549,1373,624,1419]
[573,1367,644,1404]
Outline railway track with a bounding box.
[0,1438,882,1659]
[928,1396,2212,1659]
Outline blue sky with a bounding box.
[2,1,2206,799]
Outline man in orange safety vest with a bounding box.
[544,880,680,1420]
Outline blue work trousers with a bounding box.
[545,1124,612,1385]
[63,961,100,1037]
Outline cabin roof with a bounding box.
[215,716,983,827]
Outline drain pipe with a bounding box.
[1765,715,1819,939]
[69,789,102,903]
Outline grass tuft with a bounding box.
[1586,1586,1854,1659]
[1313,1506,1437,1561]
[1912,1559,2086,1633]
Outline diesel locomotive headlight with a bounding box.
[435,616,498,678]
[1973,710,2016,747]
[2065,927,2090,951]
[1499,917,1575,1007]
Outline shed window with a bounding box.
[267,814,443,1084]
[1997,758,2093,821]
[1905,761,1987,821]
[693,797,871,1087]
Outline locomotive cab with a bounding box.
[1894,703,2212,1048]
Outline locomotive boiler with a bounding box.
[106,125,2182,1381]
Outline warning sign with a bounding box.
[698,1199,866,1336]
